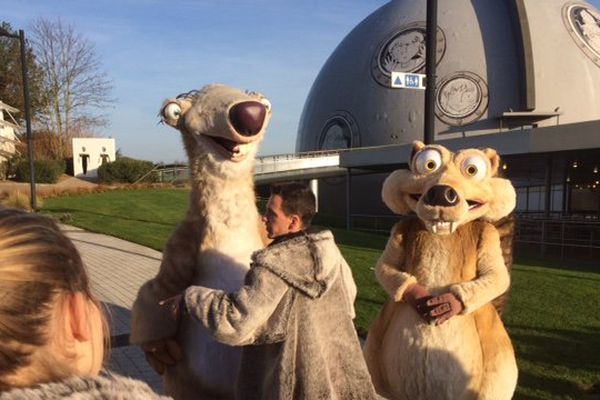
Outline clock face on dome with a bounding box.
[563,3,600,68]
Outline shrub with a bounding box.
[97,157,157,184]
[14,159,65,184]
[0,191,44,211]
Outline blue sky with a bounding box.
[2,0,388,162]
[2,0,600,163]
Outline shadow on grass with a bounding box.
[508,325,600,399]
[514,369,586,400]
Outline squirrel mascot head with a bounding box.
[382,141,516,235]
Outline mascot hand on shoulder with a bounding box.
[364,140,518,400]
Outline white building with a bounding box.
[0,101,20,162]
[72,137,116,179]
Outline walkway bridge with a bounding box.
[153,149,358,184]
[253,150,345,184]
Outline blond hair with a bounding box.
[0,208,106,389]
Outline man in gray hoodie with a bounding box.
[162,183,377,399]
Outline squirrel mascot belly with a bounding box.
[364,141,518,400]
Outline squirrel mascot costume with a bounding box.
[364,141,518,400]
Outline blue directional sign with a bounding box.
[405,74,419,88]
[391,72,426,90]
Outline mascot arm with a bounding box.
[375,223,417,302]
[449,224,510,314]
[184,266,288,346]
[130,221,198,344]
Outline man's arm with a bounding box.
[184,266,289,346]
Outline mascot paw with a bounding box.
[422,293,464,325]
[403,284,436,323]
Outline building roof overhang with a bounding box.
[340,119,600,170]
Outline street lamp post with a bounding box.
[424,0,438,145]
[0,28,36,210]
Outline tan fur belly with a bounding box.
[378,304,482,400]
[169,231,262,397]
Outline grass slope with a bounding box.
[42,189,600,399]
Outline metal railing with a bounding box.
[348,213,398,234]
[346,213,600,260]
[515,217,600,259]
[255,151,340,175]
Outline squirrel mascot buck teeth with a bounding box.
[130,84,272,399]
[364,141,518,400]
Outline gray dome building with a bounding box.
[297,0,600,151]
[295,0,600,259]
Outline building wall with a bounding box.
[526,0,600,126]
[0,110,18,162]
[72,138,116,179]
[297,0,600,153]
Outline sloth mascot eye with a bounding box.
[162,102,182,122]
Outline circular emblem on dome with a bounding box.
[563,3,600,68]
[371,22,446,87]
[435,72,488,126]
[319,112,359,150]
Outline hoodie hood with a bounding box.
[252,230,341,299]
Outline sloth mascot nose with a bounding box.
[229,101,266,137]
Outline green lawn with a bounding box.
[41,189,600,400]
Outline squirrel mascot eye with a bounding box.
[163,102,182,121]
[462,155,488,180]
[414,149,443,174]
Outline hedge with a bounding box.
[15,159,65,184]
[97,157,157,183]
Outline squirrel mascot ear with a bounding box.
[483,148,500,176]
[382,169,412,215]
[409,141,426,170]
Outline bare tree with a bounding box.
[0,21,46,124]
[29,17,113,156]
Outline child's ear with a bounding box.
[68,292,91,342]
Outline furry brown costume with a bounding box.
[130,84,272,399]
[364,141,518,400]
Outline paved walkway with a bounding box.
[61,225,165,394]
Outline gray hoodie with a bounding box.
[184,229,378,400]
